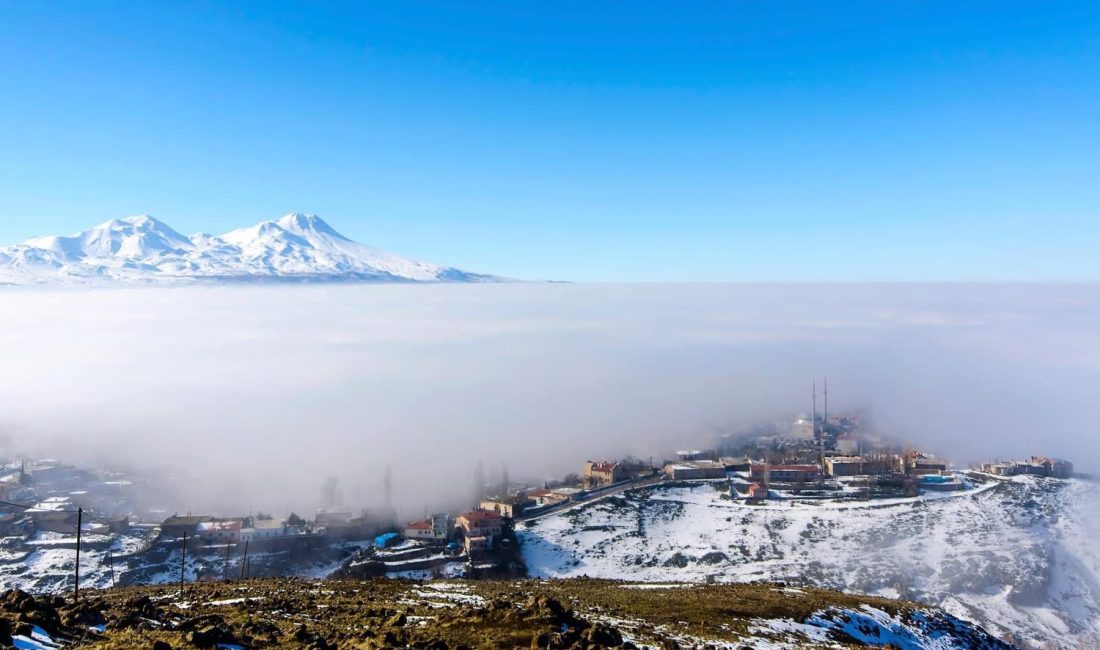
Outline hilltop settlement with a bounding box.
[0,391,1077,596]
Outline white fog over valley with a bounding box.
[0,283,1095,515]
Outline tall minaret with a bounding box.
[823,377,828,436]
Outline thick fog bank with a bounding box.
[0,283,1096,516]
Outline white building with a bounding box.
[240,518,311,542]
[404,512,450,540]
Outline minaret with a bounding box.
[823,377,828,436]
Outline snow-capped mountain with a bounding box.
[0,214,500,284]
[520,476,1100,650]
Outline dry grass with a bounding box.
[10,577,924,649]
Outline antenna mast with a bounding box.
[812,380,817,438]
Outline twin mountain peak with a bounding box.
[0,214,499,284]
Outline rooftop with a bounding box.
[587,461,619,473]
[752,464,820,471]
[459,509,503,523]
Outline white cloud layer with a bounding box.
[0,283,1096,516]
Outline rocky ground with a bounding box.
[0,578,1014,649]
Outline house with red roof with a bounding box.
[456,508,503,539]
[583,460,626,487]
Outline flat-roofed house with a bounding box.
[663,460,727,480]
[749,464,821,483]
[161,515,213,539]
[239,518,312,542]
[910,456,948,475]
[824,456,867,477]
[480,495,533,518]
[196,519,242,544]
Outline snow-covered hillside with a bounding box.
[0,214,500,284]
[519,476,1100,650]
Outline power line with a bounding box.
[0,499,118,525]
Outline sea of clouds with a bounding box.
[0,283,1095,517]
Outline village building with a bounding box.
[21,497,76,533]
[404,512,450,540]
[721,457,752,472]
[1046,458,1074,478]
[747,483,769,499]
[981,456,1073,478]
[28,509,79,534]
[0,513,33,537]
[980,462,1013,476]
[161,514,213,539]
[663,460,727,480]
[748,463,821,483]
[196,518,242,544]
[907,456,948,475]
[480,495,533,518]
[583,461,626,487]
[404,520,435,539]
[464,534,491,555]
[526,489,562,507]
[456,509,503,540]
[549,487,583,502]
[824,456,868,477]
[240,518,311,542]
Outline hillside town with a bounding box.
[0,393,1078,594]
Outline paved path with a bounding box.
[516,475,666,523]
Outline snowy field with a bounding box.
[519,476,1100,649]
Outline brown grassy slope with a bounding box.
[0,578,969,649]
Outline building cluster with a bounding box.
[980,456,1073,479]
[0,459,135,541]
[160,507,399,548]
[1,387,1082,585]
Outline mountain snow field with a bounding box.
[0,214,499,284]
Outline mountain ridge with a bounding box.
[0,214,501,284]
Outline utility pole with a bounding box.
[224,543,231,581]
[108,549,116,588]
[239,540,249,580]
[74,508,83,603]
[179,532,188,597]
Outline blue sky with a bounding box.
[1,1,1097,281]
